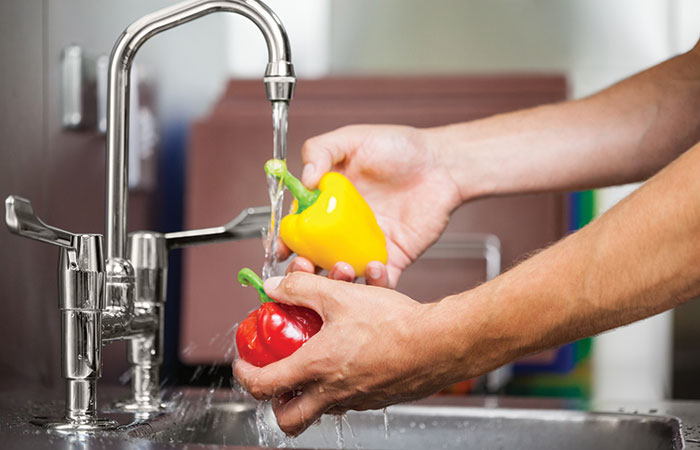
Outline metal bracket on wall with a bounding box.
[61,45,109,134]
[60,45,95,130]
[61,45,157,191]
[60,45,110,133]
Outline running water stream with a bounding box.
[257,100,291,447]
[262,101,289,281]
[255,101,370,449]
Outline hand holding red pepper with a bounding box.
[235,268,323,367]
[234,272,460,437]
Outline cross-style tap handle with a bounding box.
[5,195,75,249]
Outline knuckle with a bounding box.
[282,272,305,296]
[277,413,304,436]
[249,385,266,400]
[337,124,356,134]
[301,137,322,159]
[245,379,269,400]
[306,353,330,378]
[326,387,348,406]
[319,283,343,310]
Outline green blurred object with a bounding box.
[505,191,596,399]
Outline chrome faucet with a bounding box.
[5,0,294,431]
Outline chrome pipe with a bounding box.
[106,0,295,261]
[4,0,295,431]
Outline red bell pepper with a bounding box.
[235,268,323,367]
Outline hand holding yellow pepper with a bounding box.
[265,159,388,277]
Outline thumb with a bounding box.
[300,126,364,188]
[264,272,343,320]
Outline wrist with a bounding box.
[429,285,525,381]
[414,294,490,383]
[421,124,493,204]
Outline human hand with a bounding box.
[234,272,467,436]
[278,124,463,288]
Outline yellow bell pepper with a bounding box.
[264,159,387,277]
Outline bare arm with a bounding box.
[289,41,700,286]
[434,39,700,201]
[436,139,700,377]
[236,138,700,435]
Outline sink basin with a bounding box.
[0,386,696,449]
[130,393,684,450]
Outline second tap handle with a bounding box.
[164,205,271,249]
[5,195,74,248]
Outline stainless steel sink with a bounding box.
[129,392,685,450]
[0,386,695,449]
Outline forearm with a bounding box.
[433,140,700,378]
[428,40,700,202]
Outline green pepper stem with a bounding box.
[264,159,320,213]
[238,268,274,303]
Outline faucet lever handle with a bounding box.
[164,205,271,250]
[5,195,75,248]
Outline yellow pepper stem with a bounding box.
[238,268,274,303]
[264,159,320,213]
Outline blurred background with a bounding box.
[1,0,698,402]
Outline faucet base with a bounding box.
[111,399,166,414]
[30,416,119,431]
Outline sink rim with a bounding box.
[127,396,685,449]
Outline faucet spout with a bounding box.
[106,0,295,261]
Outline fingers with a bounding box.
[300,126,363,187]
[271,387,336,436]
[287,258,389,287]
[274,237,292,261]
[329,262,355,282]
[286,256,315,275]
[288,259,355,282]
[365,261,390,287]
[233,345,321,401]
[385,266,401,289]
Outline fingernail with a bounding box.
[367,265,381,280]
[264,276,283,291]
[301,163,315,185]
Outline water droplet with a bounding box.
[333,414,345,449]
[383,408,390,439]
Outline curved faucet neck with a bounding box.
[105,0,295,261]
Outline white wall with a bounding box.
[226,0,331,78]
[328,0,698,99]
[137,0,699,127]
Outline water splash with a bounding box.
[256,401,273,447]
[342,414,364,450]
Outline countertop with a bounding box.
[0,384,698,449]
